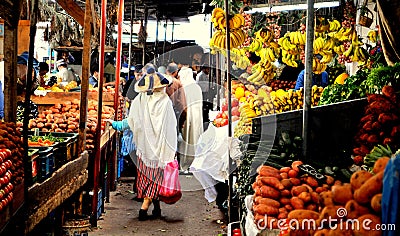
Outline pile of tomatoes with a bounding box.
[0,149,14,212]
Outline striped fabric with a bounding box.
[136,155,164,199]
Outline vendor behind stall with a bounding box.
[56,59,76,83]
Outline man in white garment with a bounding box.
[177,59,204,173]
[56,59,76,83]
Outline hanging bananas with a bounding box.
[367,30,378,43]
[210,8,246,51]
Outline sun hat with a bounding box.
[134,66,171,95]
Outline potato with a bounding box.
[354,171,384,204]
[291,161,303,172]
[318,206,342,228]
[281,189,290,197]
[291,186,309,196]
[280,172,288,179]
[298,192,312,203]
[310,192,320,204]
[332,184,353,205]
[254,196,280,208]
[290,178,301,186]
[280,167,291,173]
[350,170,374,190]
[306,203,317,211]
[258,176,285,190]
[353,214,381,236]
[304,176,319,188]
[315,186,328,193]
[345,200,370,219]
[373,157,390,174]
[371,194,382,213]
[253,204,279,216]
[288,209,319,220]
[319,191,334,207]
[290,197,305,209]
[288,169,299,178]
[281,179,292,189]
[260,185,280,198]
[280,198,291,205]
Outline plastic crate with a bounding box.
[29,131,78,163]
[34,147,55,182]
[28,148,39,185]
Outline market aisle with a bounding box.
[89,175,227,236]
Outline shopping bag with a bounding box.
[159,160,182,204]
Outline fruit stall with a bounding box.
[204,0,400,235]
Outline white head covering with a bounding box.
[178,66,195,87]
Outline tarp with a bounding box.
[377,0,400,65]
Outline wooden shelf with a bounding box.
[26,152,89,233]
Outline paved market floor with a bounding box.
[89,174,227,236]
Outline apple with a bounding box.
[232,116,240,122]
[232,99,239,107]
[221,103,228,112]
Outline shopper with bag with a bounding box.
[108,63,179,221]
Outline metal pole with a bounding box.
[23,0,39,228]
[171,20,175,42]
[163,18,168,64]
[302,0,315,158]
[154,17,159,63]
[127,2,134,80]
[114,0,123,113]
[224,0,235,223]
[92,0,107,226]
[142,6,148,65]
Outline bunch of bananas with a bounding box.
[328,19,342,32]
[231,48,251,70]
[238,101,258,119]
[367,30,378,43]
[209,28,246,51]
[272,89,303,113]
[246,60,275,85]
[256,47,278,63]
[313,58,328,74]
[252,88,275,116]
[233,115,252,138]
[288,31,306,46]
[333,27,354,42]
[254,29,275,44]
[279,35,300,68]
[247,38,263,52]
[211,8,245,30]
[333,44,346,55]
[311,85,325,106]
[281,49,299,68]
[351,45,369,63]
[209,8,246,51]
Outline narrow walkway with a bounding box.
[90,175,227,236]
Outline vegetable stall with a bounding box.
[204,0,400,235]
[0,0,124,234]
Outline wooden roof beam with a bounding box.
[56,0,85,26]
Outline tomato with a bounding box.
[233,228,241,233]
[233,233,241,236]
[221,119,229,126]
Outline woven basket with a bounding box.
[359,7,373,28]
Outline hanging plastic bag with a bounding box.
[381,152,400,236]
[159,160,182,204]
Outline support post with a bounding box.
[302,0,315,158]
[142,6,148,65]
[91,0,107,226]
[78,0,93,155]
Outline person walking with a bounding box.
[196,64,211,124]
[177,58,203,172]
[108,63,176,221]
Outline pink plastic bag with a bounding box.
[159,160,182,204]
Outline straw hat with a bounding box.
[134,66,171,95]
